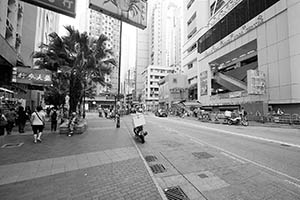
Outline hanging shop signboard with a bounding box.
[247,70,266,95]
[89,0,147,29]
[200,71,208,96]
[21,0,76,18]
[13,67,52,85]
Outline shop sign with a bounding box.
[89,0,147,29]
[247,70,266,95]
[204,15,264,57]
[13,67,52,85]
[21,0,76,18]
[200,71,208,96]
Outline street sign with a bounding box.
[21,0,76,18]
[89,0,147,29]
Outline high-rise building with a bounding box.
[88,9,121,95]
[0,0,24,86]
[135,0,182,105]
[183,0,300,115]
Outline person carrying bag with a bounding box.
[30,106,46,143]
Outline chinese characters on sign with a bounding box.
[247,70,266,95]
[20,0,76,18]
[200,71,208,96]
[13,67,52,85]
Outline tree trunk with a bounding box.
[69,73,82,114]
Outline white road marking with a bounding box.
[285,180,300,189]
[184,134,300,185]
[220,152,246,164]
[158,118,300,149]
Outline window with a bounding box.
[198,0,280,54]
[188,27,197,39]
[187,0,195,10]
[187,12,196,26]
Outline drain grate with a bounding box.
[164,186,190,200]
[198,173,209,178]
[1,143,24,148]
[150,164,166,174]
[192,152,214,159]
[145,155,157,162]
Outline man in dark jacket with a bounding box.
[17,106,27,133]
[5,108,17,135]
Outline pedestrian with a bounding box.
[25,106,32,118]
[50,108,58,132]
[68,112,78,137]
[0,109,8,136]
[5,108,17,135]
[17,106,27,133]
[30,106,46,143]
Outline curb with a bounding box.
[123,120,168,200]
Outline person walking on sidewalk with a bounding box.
[68,112,78,137]
[5,108,17,135]
[30,106,46,143]
[50,108,58,132]
[0,109,8,136]
[17,106,27,133]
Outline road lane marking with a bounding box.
[220,152,246,164]
[285,180,300,189]
[157,118,300,149]
[184,134,300,185]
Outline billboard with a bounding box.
[200,71,208,96]
[21,0,76,18]
[89,0,147,29]
[13,67,52,86]
[247,70,266,95]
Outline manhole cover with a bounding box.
[145,155,157,162]
[164,186,190,200]
[198,173,209,178]
[192,152,214,159]
[1,143,24,148]
[150,164,166,174]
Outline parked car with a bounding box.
[155,109,168,117]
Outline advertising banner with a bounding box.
[200,71,208,96]
[247,70,266,95]
[89,0,147,29]
[21,0,76,18]
[13,67,52,85]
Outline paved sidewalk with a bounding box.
[0,113,164,200]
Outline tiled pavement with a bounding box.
[0,114,164,200]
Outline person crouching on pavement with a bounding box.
[30,106,46,144]
[68,112,78,137]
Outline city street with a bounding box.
[123,113,300,200]
[0,113,299,199]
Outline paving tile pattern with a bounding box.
[0,158,163,200]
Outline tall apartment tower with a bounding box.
[88,9,121,95]
[135,0,182,102]
[0,0,24,86]
[21,3,60,66]
[182,0,210,100]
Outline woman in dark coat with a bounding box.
[17,106,27,133]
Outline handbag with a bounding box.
[35,112,45,126]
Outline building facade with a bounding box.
[142,65,173,110]
[182,0,300,115]
[158,74,188,109]
[0,0,24,86]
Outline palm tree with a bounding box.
[33,26,116,113]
